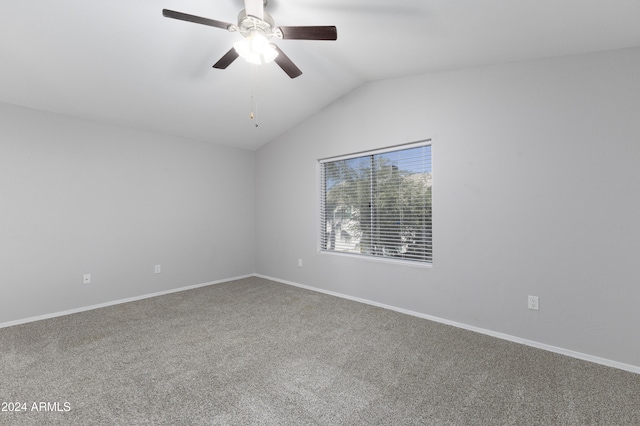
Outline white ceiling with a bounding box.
[2,0,640,150]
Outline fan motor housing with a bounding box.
[237,10,275,38]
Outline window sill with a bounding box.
[318,250,433,269]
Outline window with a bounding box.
[319,141,432,264]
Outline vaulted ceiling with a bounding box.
[2,0,640,150]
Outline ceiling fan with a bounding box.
[163,0,338,79]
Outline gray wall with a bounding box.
[0,103,255,324]
[255,47,640,368]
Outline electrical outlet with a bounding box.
[298,259,303,267]
[155,265,161,274]
[83,274,91,284]
[528,295,539,311]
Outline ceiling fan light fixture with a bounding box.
[233,31,278,65]
[163,2,337,78]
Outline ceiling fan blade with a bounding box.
[213,48,240,69]
[162,9,233,30]
[277,26,337,41]
[244,0,264,20]
[273,45,302,79]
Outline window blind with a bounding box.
[319,141,432,264]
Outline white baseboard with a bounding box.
[0,274,254,329]
[255,274,640,375]
[4,272,638,375]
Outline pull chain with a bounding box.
[250,65,259,127]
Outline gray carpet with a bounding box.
[1,276,639,425]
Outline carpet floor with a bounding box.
[1,276,639,425]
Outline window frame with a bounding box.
[317,139,432,267]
